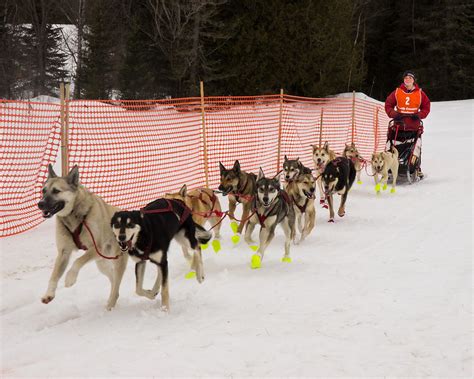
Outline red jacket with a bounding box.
[385,83,431,132]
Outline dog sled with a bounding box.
[386,119,424,184]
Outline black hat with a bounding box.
[402,70,416,81]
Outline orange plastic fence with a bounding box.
[1,94,389,237]
[1,100,61,237]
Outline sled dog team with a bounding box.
[38,142,399,311]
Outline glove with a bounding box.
[410,113,420,120]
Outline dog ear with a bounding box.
[179,184,187,197]
[296,157,299,162]
[67,165,79,187]
[284,155,288,162]
[219,162,226,173]
[47,164,58,179]
[311,144,316,152]
[323,141,329,151]
[351,142,356,148]
[257,167,265,181]
[272,170,283,181]
[233,160,241,174]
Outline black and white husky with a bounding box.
[111,198,211,311]
[321,157,356,223]
[244,168,296,269]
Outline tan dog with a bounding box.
[285,173,316,244]
[343,142,363,184]
[371,147,399,194]
[165,185,223,253]
[312,142,337,208]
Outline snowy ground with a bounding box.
[1,99,472,377]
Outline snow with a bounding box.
[1,98,472,377]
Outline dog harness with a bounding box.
[187,190,223,218]
[254,191,291,227]
[64,219,122,260]
[140,198,192,225]
[291,195,310,213]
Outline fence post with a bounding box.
[351,90,356,144]
[276,88,284,172]
[319,108,324,147]
[200,81,210,188]
[60,82,70,176]
[374,107,379,153]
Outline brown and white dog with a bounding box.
[371,147,399,194]
[343,142,363,184]
[285,173,316,244]
[165,184,223,253]
[312,142,337,208]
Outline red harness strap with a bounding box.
[292,196,309,213]
[140,199,191,225]
[71,222,88,250]
[254,192,291,227]
[67,220,122,260]
[187,190,223,218]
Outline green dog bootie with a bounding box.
[200,243,209,250]
[382,183,388,191]
[281,256,292,263]
[375,183,381,194]
[390,187,396,194]
[250,245,259,252]
[212,239,221,253]
[185,271,196,279]
[230,221,239,234]
[251,254,262,269]
[231,234,241,245]
[357,180,362,185]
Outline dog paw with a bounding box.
[383,184,388,191]
[390,188,396,194]
[338,211,345,217]
[41,295,54,304]
[281,256,292,263]
[185,271,196,279]
[357,180,362,184]
[64,271,77,287]
[249,244,259,251]
[200,242,209,250]
[328,218,335,223]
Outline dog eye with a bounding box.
[52,188,60,194]
[270,188,276,193]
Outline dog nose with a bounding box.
[38,200,46,210]
[285,175,290,179]
[310,187,315,193]
[263,197,269,203]
[218,185,224,191]
[118,234,126,242]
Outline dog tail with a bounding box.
[195,223,212,245]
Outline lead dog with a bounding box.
[38,165,128,310]
[111,198,211,310]
[321,157,356,222]
[312,142,337,208]
[371,146,399,194]
[244,168,295,269]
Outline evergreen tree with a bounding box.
[208,0,364,97]
[76,0,123,99]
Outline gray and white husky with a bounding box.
[244,168,296,269]
[38,164,128,310]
